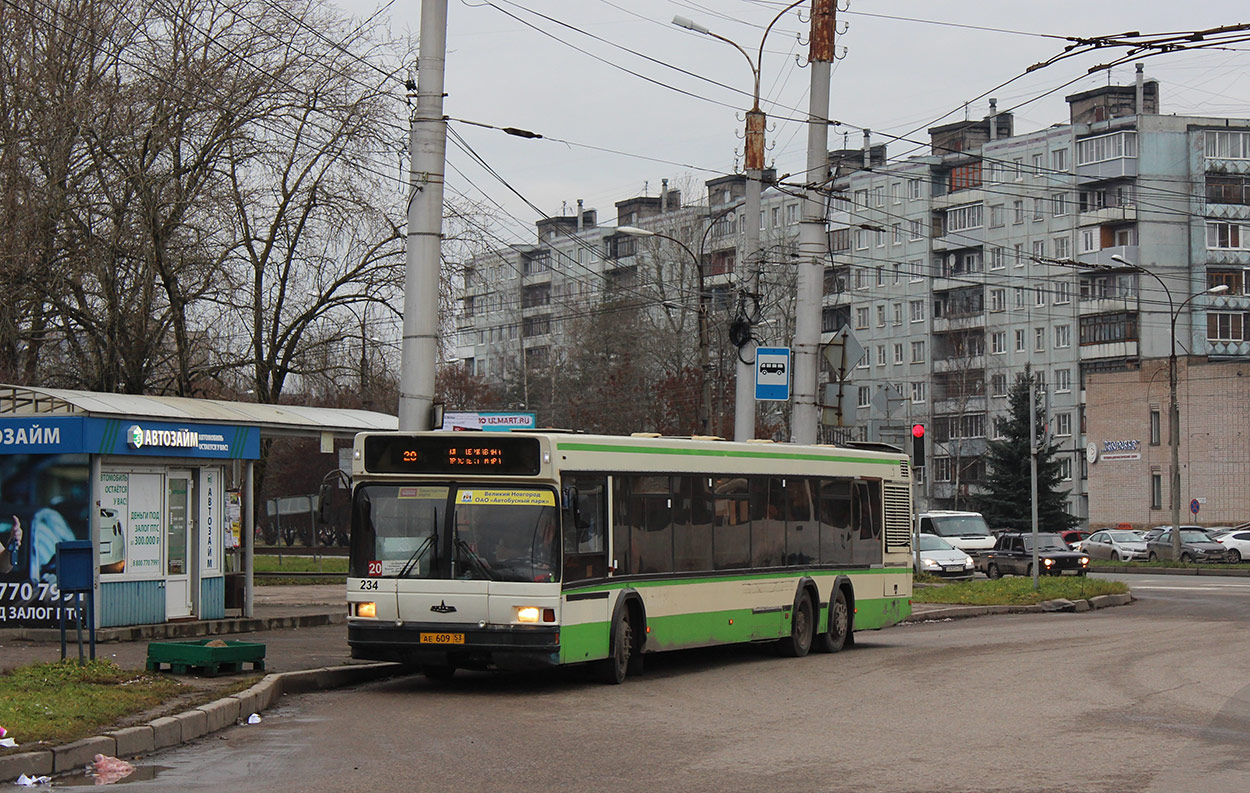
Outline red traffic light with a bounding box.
[911,423,925,439]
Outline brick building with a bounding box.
[1085,357,1250,528]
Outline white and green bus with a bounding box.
[346,431,914,683]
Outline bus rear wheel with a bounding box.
[599,609,634,684]
[778,592,815,657]
[815,589,849,654]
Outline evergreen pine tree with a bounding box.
[975,370,1079,532]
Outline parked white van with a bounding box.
[916,510,995,552]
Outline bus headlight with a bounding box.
[515,606,557,624]
[355,602,377,619]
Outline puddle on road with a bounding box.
[55,765,169,786]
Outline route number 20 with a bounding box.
[367,560,383,577]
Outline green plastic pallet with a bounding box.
[146,639,267,677]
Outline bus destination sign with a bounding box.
[363,435,542,476]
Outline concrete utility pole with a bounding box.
[1030,374,1040,591]
[675,1,804,442]
[398,0,448,430]
[791,0,836,445]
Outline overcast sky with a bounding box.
[346,1,1250,245]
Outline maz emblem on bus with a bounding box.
[430,601,457,614]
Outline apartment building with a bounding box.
[452,175,802,430]
[827,71,1250,522]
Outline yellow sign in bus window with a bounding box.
[456,489,555,507]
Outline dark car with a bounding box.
[980,532,1090,578]
[1146,529,1230,563]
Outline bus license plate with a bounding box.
[420,632,465,645]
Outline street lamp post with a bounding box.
[1110,254,1228,559]
[674,2,805,441]
[618,225,714,435]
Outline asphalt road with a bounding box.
[98,573,1250,793]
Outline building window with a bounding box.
[1080,312,1139,344]
[1205,130,1250,159]
[991,373,1008,397]
[893,303,903,326]
[1035,327,1046,351]
[989,288,1006,312]
[1151,471,1162,510]
[1033,153,1045,176]
[1207,312,1247,342]
[855,307,869,329]
[1054,368,1071,392]
[1052,149,1068,171]
[989,205,1004,227]
[1013,158,1024,180]
[1033,240,1046,259]
[1208,270,1245,295]
[910,260,925,282]
[945,203,984,233]
[1055,325,1071,348]
[892,223,903,245]
[991,331,1007,354]
[1076,131,1138,165]
[890,183,901,204]
[990,248,1005,270]
[1013,200,1024,224]
[1054,281,1072,304]
[893,343,904,365]
[1206,222,1249,250]
[911,381,926,403]
[855,269,867,290]
[876,345,886,366]
[1015,329,1026,352]
[854,189,868,207]
[909,219,923,240]
[858,386,871,408]
[908,179,921,199]
[1014,287,1026,309]
[1149,408,1161,445]
[893,263,902,284]
[910,300,926,323]
[911,341,926,363]
[1055,412,1072,437]
[1035,288,1047,308]
[933,457,952,483]
[1014,243,1025,267]
[1054,236,1070,258]
[876,304,886,327]
[1051,193,1068,216]
[875,228,886,247]
[786,203,799,224]
[1058,457,1072,482]
[1032,198,1045,221]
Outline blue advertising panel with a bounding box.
[0,417,261,459]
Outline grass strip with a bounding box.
[913,575,1129,606]
[0,660,184,747]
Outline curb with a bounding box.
[0,661,409,783]
[903,592,1133,623]
[9,612,347,644]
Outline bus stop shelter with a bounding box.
[0,385,395,630]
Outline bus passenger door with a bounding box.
[560,476,610,662]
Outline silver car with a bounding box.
[1083,529,1149,562]
[915,533,976,579]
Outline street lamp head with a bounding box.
[616,225,654,237]
[1208,284,1230,295]
[672,15,711,35]
[1110,254,1134,267]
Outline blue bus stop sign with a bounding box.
[755,347,791,402]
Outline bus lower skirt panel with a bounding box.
[348,622,561,671]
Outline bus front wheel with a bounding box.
[815,589,850,654]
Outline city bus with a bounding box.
[346,431,914,683]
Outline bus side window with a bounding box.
[563,475,607,582]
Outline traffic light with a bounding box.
[911,423,926,467]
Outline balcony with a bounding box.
[932,188,984,211]
[932,226,984,252]
[932,313,987,333]
[1079,296,1137,316]
[1077,244,1139,267]
[1076,157,1137,183]
[933,354,986,373]
[1077,204,1137,227]
[1079,340,1138,360]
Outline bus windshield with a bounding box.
[350,483,560,583]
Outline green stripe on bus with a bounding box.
[558,596,911,663]
[554,441,901,466]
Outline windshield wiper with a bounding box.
[454,537,494,580]
[397,534,437,578]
